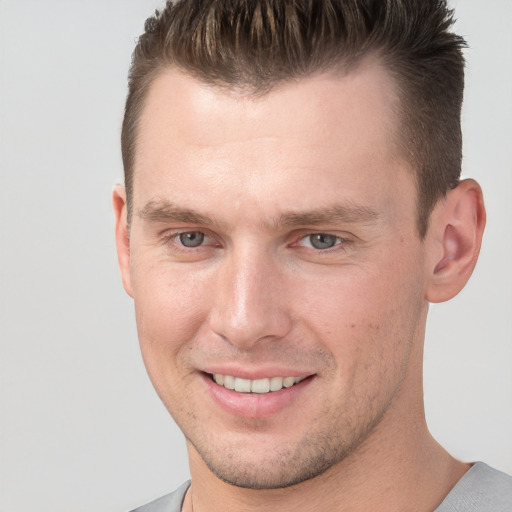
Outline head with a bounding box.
[122,0,467,237]
[114,0,485,491]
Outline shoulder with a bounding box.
[129,481,190,512]
[435,463,512,512]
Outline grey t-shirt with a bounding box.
[434,463,512,511]
[130,462,512,512]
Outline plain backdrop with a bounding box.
[0,1,510,511]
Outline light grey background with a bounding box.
[0,1,510,511]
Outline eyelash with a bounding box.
[162,230,218,251]
[162,230,350,254]
[294,233,349,252]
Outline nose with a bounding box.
[208,248,293,349]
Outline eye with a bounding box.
[300,233,343,250]
[177,231,205,248]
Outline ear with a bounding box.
[112,185,133,297]
[426,179,486,303]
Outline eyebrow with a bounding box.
[138,200,215,225]
[138,199,381,228]
[273,204,381,227]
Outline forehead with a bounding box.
[133,60,411,221]
[137,58,399,152]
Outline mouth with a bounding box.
[208,373,310,394]
[203,371,316,418]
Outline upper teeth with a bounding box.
[213,374,305,394]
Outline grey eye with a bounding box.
[308,233,338,249]
[179,232,205,247]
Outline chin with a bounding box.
[189,432,353,490]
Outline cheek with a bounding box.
[131,264,217,420]
[298,252,426,379]
[130,257,213,376]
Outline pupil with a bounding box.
[311,233,336,249]
[179,232,204,247]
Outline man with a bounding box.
[113,1,511,511]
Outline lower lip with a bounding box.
[201,374,314,419]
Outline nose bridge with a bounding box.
[209,244,291,347]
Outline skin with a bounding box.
[114,58,485,511]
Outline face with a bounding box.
[117,61,433,488]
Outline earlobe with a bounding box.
[426,179,486,303]
[112,185,134,297]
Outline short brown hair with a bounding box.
[121,0,466,237]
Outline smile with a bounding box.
[212,374,306,394]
